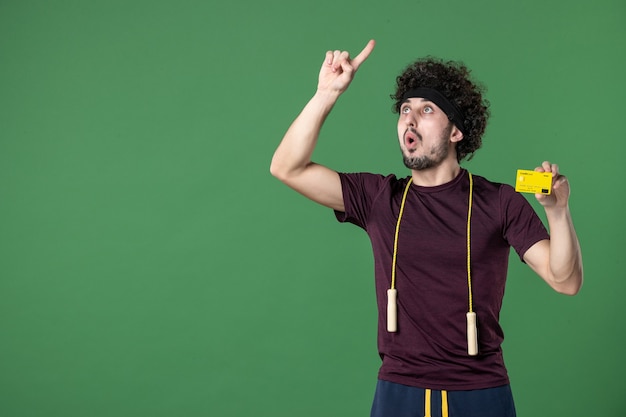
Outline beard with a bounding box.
[402,123,453,171]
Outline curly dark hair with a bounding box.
[391,57,490,162]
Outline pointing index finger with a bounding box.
[351,39,376,71]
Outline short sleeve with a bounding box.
[334,172,391,230]
[500,184,550,261]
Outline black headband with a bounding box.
[401,87,467,135]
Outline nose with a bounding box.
[403,110,417,128]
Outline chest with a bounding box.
[366,190,506,268]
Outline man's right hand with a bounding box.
[317,40,376,95]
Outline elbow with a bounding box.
[269,158,288,182]
[553,269,584,296]
[269,161,279,179]
[270,154,305,184]
[556,284,581,296]
[269,153,282,179]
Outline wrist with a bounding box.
[313,89,342,103]
[309,90,341,113]
[544,204,570,221]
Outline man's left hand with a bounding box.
[534,161,570,209]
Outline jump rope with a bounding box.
[387,172,478,356]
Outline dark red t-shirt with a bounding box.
[335,169,549,390]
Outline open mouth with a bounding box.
[404,128,421,150]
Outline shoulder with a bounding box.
[470,172,507,192]
[470,173,523,202]
[469,173,540,223]
[338,172,408,195]
[335,172,407,227]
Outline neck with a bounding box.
[410,161,462,187]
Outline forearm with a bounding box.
[545,205,583,291]
[270,91,340,180]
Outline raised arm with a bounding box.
[523,161,584,295]
[270,40,375,212]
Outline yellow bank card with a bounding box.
[515,170,552,195]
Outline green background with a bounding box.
[1,0,624,416]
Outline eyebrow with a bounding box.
[401,97,431,105]
[401,98,436,108]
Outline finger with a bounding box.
[325,50,333,65]
[351,39,376,71]
[535,160,553,173]
[330,50,341,71]
[332,50,349,72]
[551,163,560,177]
[541,160,553,174]
[552,174,567,190]
[543,161,560,179]
[535,161,547,172]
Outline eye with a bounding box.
[401,106,410,114]
[423,106,434,114]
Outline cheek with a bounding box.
[397,116,408,131]
[397,126,405,142]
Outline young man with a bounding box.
[270,40,583,417]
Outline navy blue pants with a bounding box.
[370,380,516,417]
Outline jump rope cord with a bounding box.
[467,172,474,313]
[390,177,413,291]
[390,172,474,312]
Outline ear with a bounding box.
[450,125,464,143]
